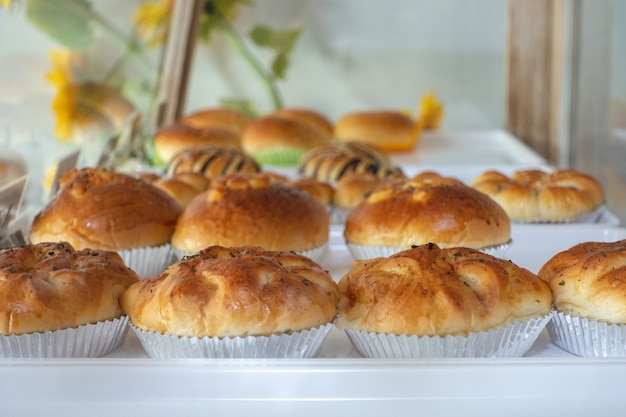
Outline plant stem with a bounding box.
[68,0,155,77]
[216,17,283,110]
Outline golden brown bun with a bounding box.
[298,141,402,183]
[120,245,339,337]
[0,242,139,335]
[151,173,210,209]
[29,168,182,251]
[334,111,421,152]
[538,240,626,323]
[287,177,335,206]
[268,108,334,136]
[471,169,605,222]
[171,173,330,253]
[153,124,241,164]
[336,243,552,336]
[178,107,254,135]
[333,172,383,210]
[344,172,511,249]
[241,116,333,156]
[166,144,260,180]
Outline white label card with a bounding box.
[0,175,28,227]
[49,150,80,196]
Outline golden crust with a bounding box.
[120,245,339,337]
[29,168,182,251]
[334,111,421,152]
[0,242,139,335]
[151,173,210,209]
[288,177,335,206]
[471,169,605,222]
[336,243,552,336]
[268,108,334,136]
[333,172,383,210]
[241,116,332,155]
[344,172,511,249]
[538,240,626,323]
[166,144,260,180]
[153,124,241,164]
[171,172,329,253]
[178,107,254,135]
[298,140,401,183]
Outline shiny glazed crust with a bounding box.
[241,116,332,155]
[153,124,241,163]
[171,173,329,253]
[297,141,402,183]
[0,242,139,335]
[336,243,552,336]
[268,108,334,136]
[344,172,511,249]
[29,168,181,251]
[471,169,605,222]
[178,107,254,135]
[334,111,421,152]
[538,240,626,323]
[120,245,339,337]
[166,144,260,179]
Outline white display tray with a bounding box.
[2,225,626,416]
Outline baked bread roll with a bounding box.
[0,241,139,335]
[298,140,402,183]
[29,168,181,251]
[120,245,339,338]
[165,144,260,180]
[538,240,626,323]
[153,124,241,164]
[344,172,511,250]
[336,243,552,336]
[171,172,329,254]
[241,116,333,165]
[268,108,334,136]
[288,177,335,207]
[178,107,254,135]
[471,169,605,222]
[333,171,406,211]
[334,110,421,152]
[150,172,210,209]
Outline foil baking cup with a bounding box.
[547,310,626,357]
[346,241,511,260]
[0,316,129,358]
[119,243,177,279]
[344,315,551,359]
[131,323,333,359]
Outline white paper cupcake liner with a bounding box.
[346,241,511,260]
[119,243,177,279]
[174,242,329,264]
[344,315,551,358]
[547,310,626,357]
[511,205,605,225]
[0,316,129,358]
[130,323,334,359]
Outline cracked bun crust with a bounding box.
[120,245,339,337]
[538,240,626,324]
[29,168,181,251]
[471,169,605,222]
[336,243,552,336]
[344,172,511,250]
[171,173,329,253]
[0,242,139,335]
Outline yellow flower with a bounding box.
[46,50,135,142]
[132,0,174,49]
[417,92,444,130]
[0,0,12,9]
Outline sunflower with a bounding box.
[131,0,174,49]
[46,50,135,142]
[417,92,445,130]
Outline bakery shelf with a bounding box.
[2,225,626,416]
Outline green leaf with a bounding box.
[26,0,95,50]
[249,25,301,80]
